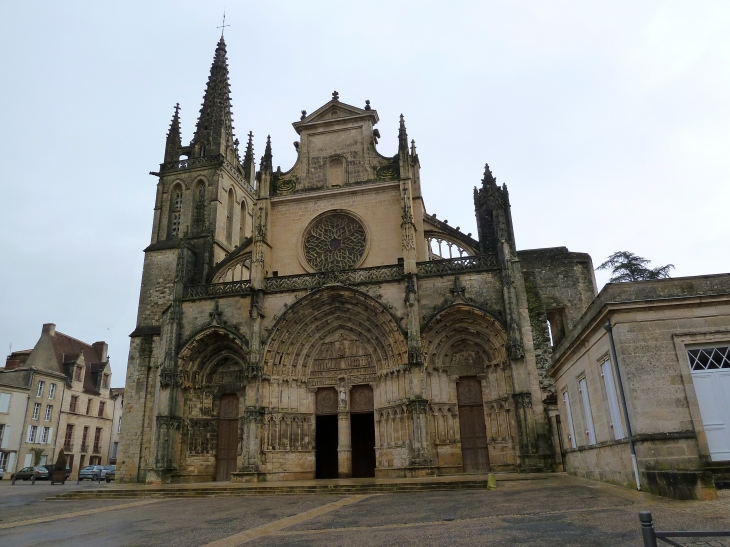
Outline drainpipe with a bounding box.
[604,322,641,491]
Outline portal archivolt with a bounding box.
[263,287,408,382]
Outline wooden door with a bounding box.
[457,377,490,472]
[216,394,239,481]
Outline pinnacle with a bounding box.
[481,163,497,187]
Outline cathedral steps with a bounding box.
[47,475,536,500]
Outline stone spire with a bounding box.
[192,37,237,161]
[261,135,272,172]
[398,114,409,153]
[164,103,182,162]
[243,131,255,184]
[481,163,498,188]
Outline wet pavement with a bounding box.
[0,475,729,546]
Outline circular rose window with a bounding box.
[303,213,367,271]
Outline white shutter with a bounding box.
[26,425,34,443]
[562,390,577,448]
[601,360,625,439]
[24,453,32,467]
[0,393,10,413]
[47,427,53,445]
[579,377,597,445]
[1,425,9,448]
[7,452,15,472]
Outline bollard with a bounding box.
[639,512,658,547]
[31,473,35,485]
[12,473,16,485]
[487,473,497,490]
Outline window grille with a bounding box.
[688,346,730,370]
[171,190,183,237]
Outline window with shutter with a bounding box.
[579,377,597,445]
[601,359,625,440]
[0,393,10,413]
[562,390,577,449]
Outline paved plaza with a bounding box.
[0,475,729,546]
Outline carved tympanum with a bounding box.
[304,213,366,271]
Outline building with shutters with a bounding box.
[2,323,115,477]
[118,36,598,484]
[550,273,730,500]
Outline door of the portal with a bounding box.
[350,384,375,478]
[457,376,490,472]
[315,388,339,479]
[216,394,238,481]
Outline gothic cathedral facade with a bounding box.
[117,37,597,483]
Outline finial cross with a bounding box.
[218,11,230,37]
[332,90,339,101]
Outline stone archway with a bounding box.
[422,304,515,471]
[175,326,249,482]
[262,287,408,478]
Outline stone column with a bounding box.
[337,410,352,478]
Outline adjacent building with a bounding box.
[550,274,730,500]
[1,324,116,477]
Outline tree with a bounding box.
[30,447,45,466]
[597,251,674,283]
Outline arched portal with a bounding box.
[263,287,407,478]
[175,326,249,482]
[422,304,514,471]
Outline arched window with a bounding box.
[193,181,206,234]
[239,201,247,243]
[225,188,234,244]
[169,185,183,238]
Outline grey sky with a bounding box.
[1,1,728,386]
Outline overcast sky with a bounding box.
[1,1,728,387]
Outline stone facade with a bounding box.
[550,274,730,499]
[117,37,597,484]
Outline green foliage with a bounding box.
[597,251,674,283]
[30,447,45,466]
[54,449,67,471]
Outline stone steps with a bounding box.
[48,479,497,500]
[705,462,730,490]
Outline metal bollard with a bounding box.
[31,473,35,485]
[639,512,658,547]
[12,473,16,485]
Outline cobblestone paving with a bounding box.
[0,475,728,546]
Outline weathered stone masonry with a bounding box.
[117,37,597,483]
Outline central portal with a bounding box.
[350,384,375,478]
[315,388,339,479]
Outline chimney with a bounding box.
[92,341,108,362]
[5,355,20,370]
[42,323,56,336]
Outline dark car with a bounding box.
[78,465,104,481]
[101,465,116,482]
[11,466,49,481]
[39,465,71,480]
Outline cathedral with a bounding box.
[117,36,597,483]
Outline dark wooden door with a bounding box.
[457,377,490,472]
[315,388,339,479]
[350,385,375,478]
[216,394,238,481]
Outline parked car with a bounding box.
[0,467,5,480]
[39,465,71,480]
[101,465,116,482]
[78,465,104,481]
[11,466,49,481]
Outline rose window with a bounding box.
[303,213,366,271]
